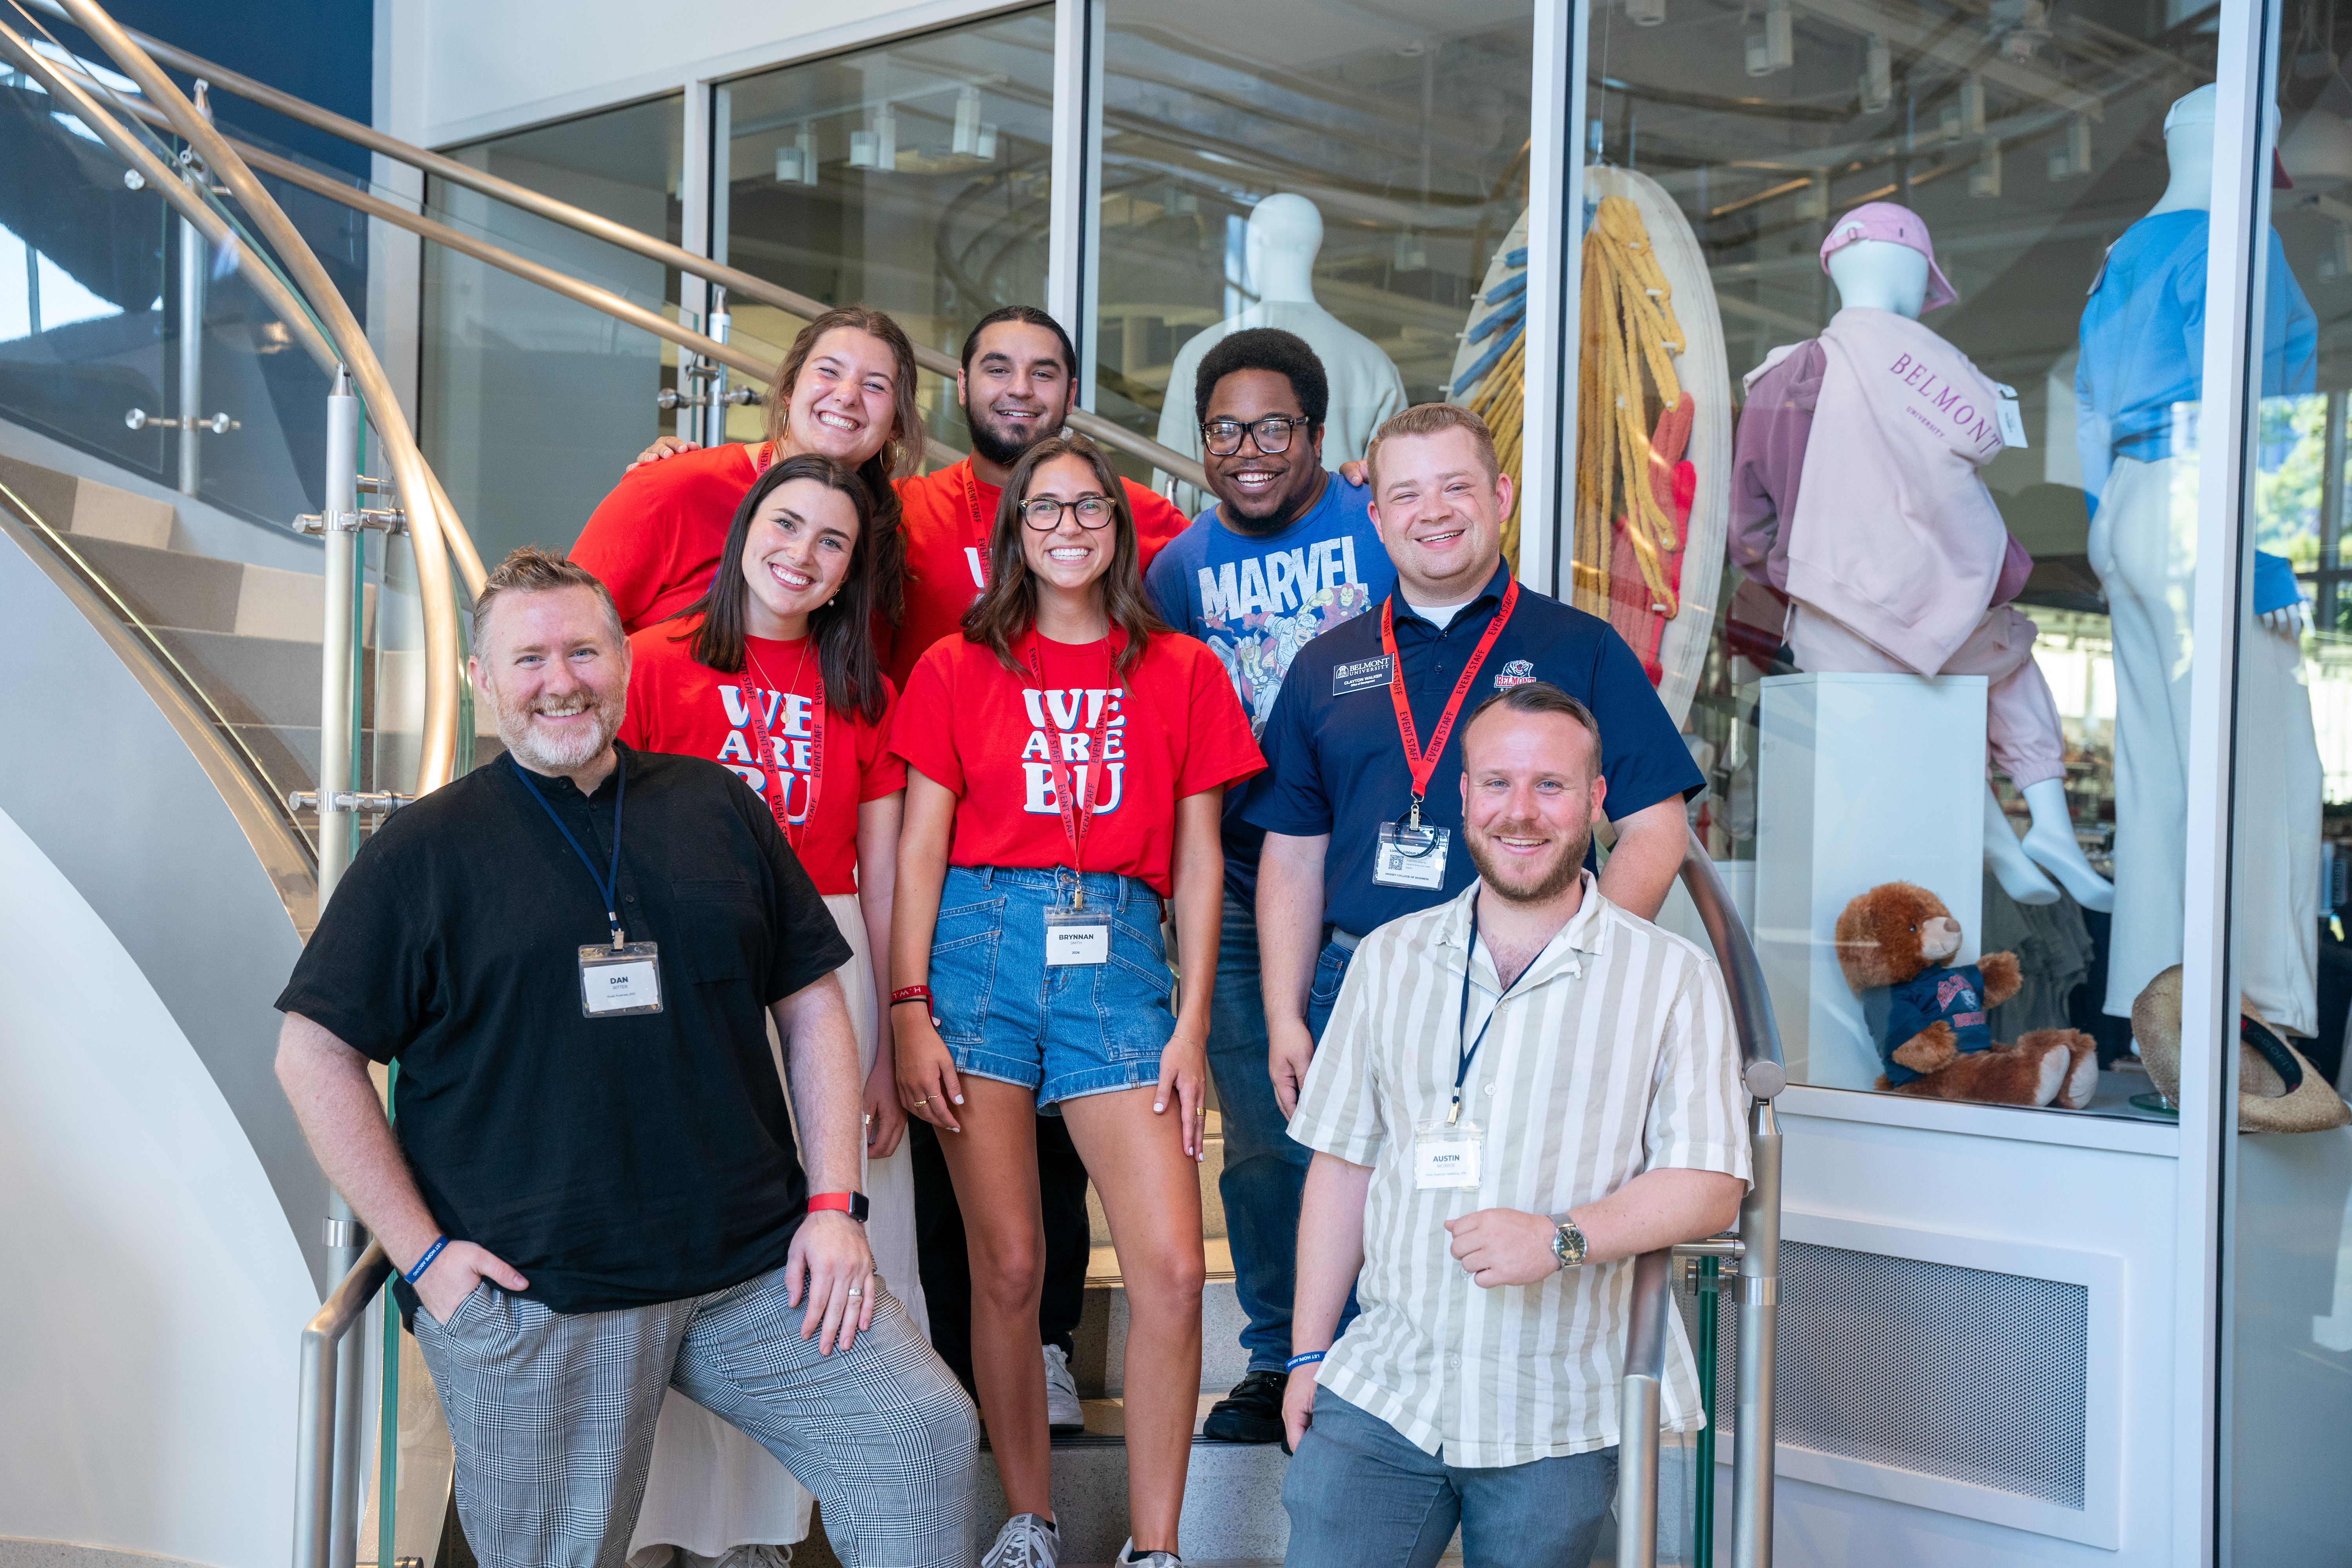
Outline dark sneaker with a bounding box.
[1201,1369,1287,1443]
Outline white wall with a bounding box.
[397,0,1016,147]
[0,805,317,1568]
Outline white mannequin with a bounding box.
[1822,240,2116,911]
[2080,83,2319,1028]
[1154,194,1406,511]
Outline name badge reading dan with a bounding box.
[1044,907,1111,966]
[580,942,663,1016]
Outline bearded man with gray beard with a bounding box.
[272,546,977,1568]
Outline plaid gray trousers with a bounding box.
[414,1265,978,1568]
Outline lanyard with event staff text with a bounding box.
[1381,577,1521,833]
[1027,626,1122,908]
[741,651,822,852]
[515,753,630,947]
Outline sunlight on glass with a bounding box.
[0,223,127,343]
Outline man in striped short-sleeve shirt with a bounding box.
[1277,681,1749,1568]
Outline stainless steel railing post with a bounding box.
[292,1242,391,1568]
[1732,1099,1781,1568]
[316,370,359,894]
[1616,1248,1673,1568]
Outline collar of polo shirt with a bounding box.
[1391,561,1512,631]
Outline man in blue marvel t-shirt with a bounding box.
[1145,327,1395,1444]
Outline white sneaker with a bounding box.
[1043,1343,1084,1433]
[982,1512,1062,1568]
[1115,1539,1183,1566]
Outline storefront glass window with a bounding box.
[1583,0,2209,1119]
[711,8,1057,456]
[420,93,684,564]
[1091,4,1534,522]
[2225,12,2352,1554]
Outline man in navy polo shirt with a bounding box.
[1247,403,1702,1119]
[1145,327,1395,1445]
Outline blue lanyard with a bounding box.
[1451,892,1506,1127]
[514,753,629,947]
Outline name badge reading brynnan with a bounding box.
[1372,820,1450,889]
[1332,655,1395,697]
[1043,907,1112,966]
[579,942,663,1016]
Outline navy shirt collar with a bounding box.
[1387,560,1513,635]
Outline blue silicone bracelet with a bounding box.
[1286,1350,1327,1373]
[403,1235,450,1285]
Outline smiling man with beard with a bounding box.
[887,306,1189,689]
[272,547,977,1568]
[1274,682,1749,1568]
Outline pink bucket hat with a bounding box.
[1820,202,1959,312]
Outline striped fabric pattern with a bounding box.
[1289,872,1751,1467]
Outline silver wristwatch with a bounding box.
[1550,1216,1589,1270]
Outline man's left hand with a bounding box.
[784,1210,876,1354]
[1445,1208,1563,1289]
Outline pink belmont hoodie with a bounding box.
[1734,308,2020,676]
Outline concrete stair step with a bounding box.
[0,450,174,548]
[152,626,374,731]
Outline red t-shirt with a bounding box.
[887,460,1190,690]
[889,628,1263,897]
[572,443,762,633]
[618,616,906,895]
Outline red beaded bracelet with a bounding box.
[889,985,933,1007]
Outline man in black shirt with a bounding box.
[275,548,975,1568]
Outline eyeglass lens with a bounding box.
[1022,495,1114,529]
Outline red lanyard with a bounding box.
[1026,627,1123,894]
[958,461,996,593]
[741,643,823,851]
[1379,577,1520,828]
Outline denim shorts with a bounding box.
[928,866,1176,1109]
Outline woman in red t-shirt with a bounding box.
[573,304,918,635]
[615,452,926,1563]
[889,433,1262,1565]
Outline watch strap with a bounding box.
[808,1191,870,1223]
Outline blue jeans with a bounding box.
[1281,1387,1617,1568]
[1208,899,1360,1374]
[1305,936,1355,1044]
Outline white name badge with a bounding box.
[1414,1119,1484,1190]
[1373,820,1450,890]
[579,942,663,1016]
[1044,908,1111,966]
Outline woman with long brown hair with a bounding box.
[573,304,918,634]
[888,433,1262,1568]
[617,452,933,1568]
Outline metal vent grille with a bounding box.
[1677,1240,2088,1508]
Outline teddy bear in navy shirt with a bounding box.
[1835,882,2099,1109]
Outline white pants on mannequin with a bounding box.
[2092,454,2320,1034]
[625,893,929,1566]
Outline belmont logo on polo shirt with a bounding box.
[714,685,817,824]
[1018,684,1127,815]
[1494,659,1536,690]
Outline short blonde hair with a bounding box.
[1365,403,1503,491]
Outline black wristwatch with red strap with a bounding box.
[809,1192,870,1223]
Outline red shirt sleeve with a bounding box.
[859,679,909,802]
[1123,479,1191,577]
[887,645,966,795]
[573,468,681,632]
[1174,636,1265,798]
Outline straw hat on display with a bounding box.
[2131,965,2352,1133]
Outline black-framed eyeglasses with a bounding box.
[1021,494,1117,530]
[1202,414,1312,457]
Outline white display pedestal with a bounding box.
[1754,672,1987,1090]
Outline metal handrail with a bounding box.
[292,1242,393,1568]
[1613,833,1784,1568]
[21,0,1210,491]
[55,0,474,799]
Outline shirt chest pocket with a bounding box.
[668,876,766,985]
